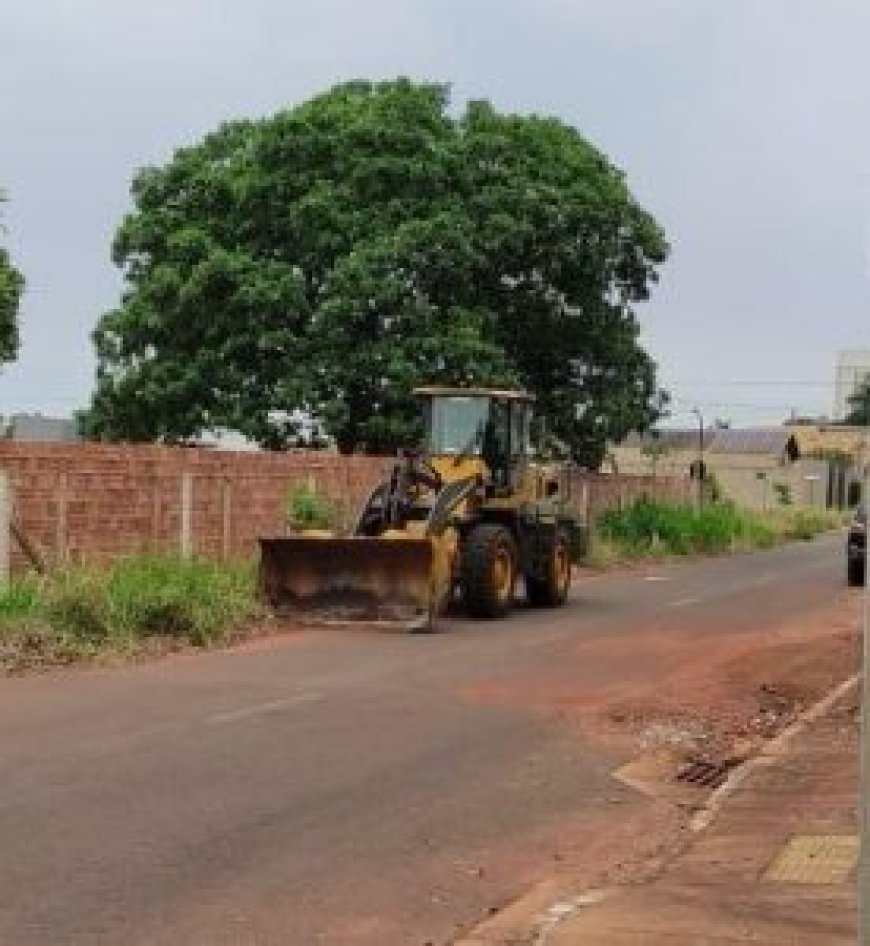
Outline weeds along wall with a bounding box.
[563,470,694,522]
[0,443,388,574]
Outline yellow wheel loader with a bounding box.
[259,387,585,631]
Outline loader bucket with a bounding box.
[258,536,435,631]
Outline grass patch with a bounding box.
[592,498,844,564]
[0,556,261,674]
[0,575,42,624]
[106,556,258,646]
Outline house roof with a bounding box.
[786,424,868,458]
[619,428,800,457]
[707,428,799,456]
[620,430,709,451]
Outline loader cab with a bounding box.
[414,387,534,491]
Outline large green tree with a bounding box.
[86,79,668,463]
[846,380,870,426]
[0,191,23,366]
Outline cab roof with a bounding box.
[413,385,535,403]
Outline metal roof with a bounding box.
[621,428,800,457]
[707,428,799,456]
[621,430,713,450]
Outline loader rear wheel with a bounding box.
[461,524,517,619]
[848,559,865,587]
[526,528,572,608]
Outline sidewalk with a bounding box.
[548,686,859,945]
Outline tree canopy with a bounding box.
[86,79,669,464]
[846,379,870,426]
[0,191,23,367]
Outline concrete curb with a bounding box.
[455,671,860,946]
[690,672,859,832]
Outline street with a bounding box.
[0,534,853,946]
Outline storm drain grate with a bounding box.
[765,835,859,884]
[675,758,737,789]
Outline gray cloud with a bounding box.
[1,0,868,425]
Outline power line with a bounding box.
[664,379,832,388]
[668,398,828,411]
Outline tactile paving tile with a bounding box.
[764,835,859,884]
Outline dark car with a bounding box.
[847,505,866,586]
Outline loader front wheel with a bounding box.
[461,524,517,619]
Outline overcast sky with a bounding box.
[1,0,868,427]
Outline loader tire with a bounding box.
[526,527,572,608]
[848,559,865,587]
[461,524,517,619]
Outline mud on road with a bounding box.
[464,590,859,761]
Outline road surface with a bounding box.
[0,535,846,945]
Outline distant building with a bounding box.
[611,426,859,510]
[3,413,80,442]
[834,350,870,420]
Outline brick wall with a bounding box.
[0,443,388,573]
[564,470,694,523]
[0,443,693,575]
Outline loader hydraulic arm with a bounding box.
[354,451,444,536]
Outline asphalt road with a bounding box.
[0,535,846,945]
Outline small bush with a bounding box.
[285,482,335,531]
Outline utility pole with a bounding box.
[858,184,870,945]
[860,432,870,946]
[692,408,705,513]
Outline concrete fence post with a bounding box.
[221,477,232,561]
[151,475,161,552]
[344,461,353,533]
[55,473,68,567]
[180,470,193,559]
[0,470,10,590]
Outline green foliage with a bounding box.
[846,380,870,425]
[773,482,793,506]
[595,498,839,561]
[0,556,260,672]
[0,191,24,367]
[85,79,668,462]
[104,556,257,645]
[43,570,111,643]
[285,482,335,531]
[773,507,846,541]
[0,576,42,624]
[598,499,743,555]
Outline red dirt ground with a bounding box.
[462,592,859,761]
